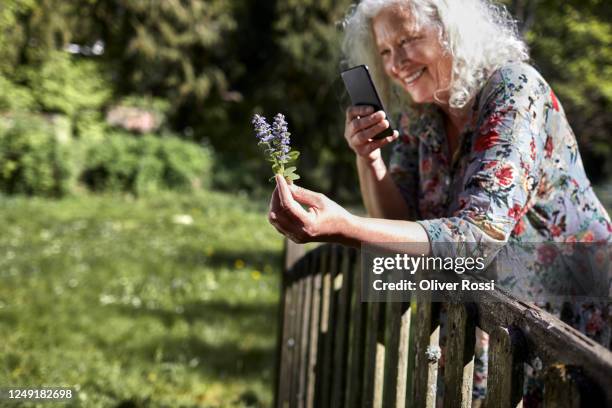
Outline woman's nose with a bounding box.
[391,49,408,75]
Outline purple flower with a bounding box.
[252,114,274,143]
[272,113,291,160]
[252,112,300,182]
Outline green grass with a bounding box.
[0,190,285,407]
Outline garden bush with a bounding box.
[0,76,35,111]
[0,114,77,196]
[26,51,111,117]
[81,133,213,195]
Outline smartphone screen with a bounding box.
[341,65,394,140]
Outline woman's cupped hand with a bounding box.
[268,175,353,244]
[344,106,399,163]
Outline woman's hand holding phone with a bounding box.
[344,105,399,164]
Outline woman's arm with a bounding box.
[268,175,430,255]
[356,156,413,220]
[344,106,417,220]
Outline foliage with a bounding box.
[0,190,283,406]
[0,113,77,196]
[0,0,609,196]
[0,0,35,75]
[26,51,111,117]
[95,0,238,105]
[0,76,36,111]
[73,109,107,142]
[81,133,213,195]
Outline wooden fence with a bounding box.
[274,242,612,408]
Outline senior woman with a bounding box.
[268,0,611,405]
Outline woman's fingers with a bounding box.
[353,119,391,144]
[361,130,399,153]
[350,111,387,135]
[346,105,375,122]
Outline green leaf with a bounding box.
[288,150,300,160]
[286,173,300,181]
[272,163,282,173]
[284,166,297,174]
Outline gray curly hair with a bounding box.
[341,0,529,113]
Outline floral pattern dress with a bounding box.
[387,62,611,406]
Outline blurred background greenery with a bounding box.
[0,0,610,406]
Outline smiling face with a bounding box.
[372,5,452,106]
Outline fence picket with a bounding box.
[330,247,357,408]
[345,252,368,408]
[290,266,306,407]
[305,249,324,408]
[276,276,294,407]
[382,301,411,408]
[412,292,440,408]
[485,326,525,408]
[443,303,476,408]
[362,300,386,408]
[296,257,313,408]
[317,245,341,408]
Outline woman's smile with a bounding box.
[401,67,426,86]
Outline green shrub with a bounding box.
[0,114,77,196]
[0,76,35,111]
[74,110,107,142]
[158,136,213,190]
[27,51,111,117]
[81,133,213,195]
[80,133,140,193]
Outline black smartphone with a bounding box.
[341,64,394,140]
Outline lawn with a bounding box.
[0,190,284,407]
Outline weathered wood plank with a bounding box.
[485,326,525,408]
[274,256,290,408]
[278,268,299,408]
[446,276,612,406]
[330,246,356,408]
[382,301,411,408]
[346,252,368,408]
[543,364,580,408]
[296,257,313,408]
[290,266,306,408]
[275,239,305,408]
[443,303,476,408]
[275,275,292,407]
[284,239,305,271]
[412,292,440,408]
[305,249,324,408]
[317,245,341,408]
[362,300,386,408]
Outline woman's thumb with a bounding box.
[290,184,325,208]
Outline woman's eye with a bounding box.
[400,36,420,46]
[380,49,390,57]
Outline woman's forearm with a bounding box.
[337,213,431,255]
[356,156,413,220]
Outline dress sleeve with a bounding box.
[417,64,548,259]
[388,112,420,219]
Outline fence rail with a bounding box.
[274,241,612,408]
